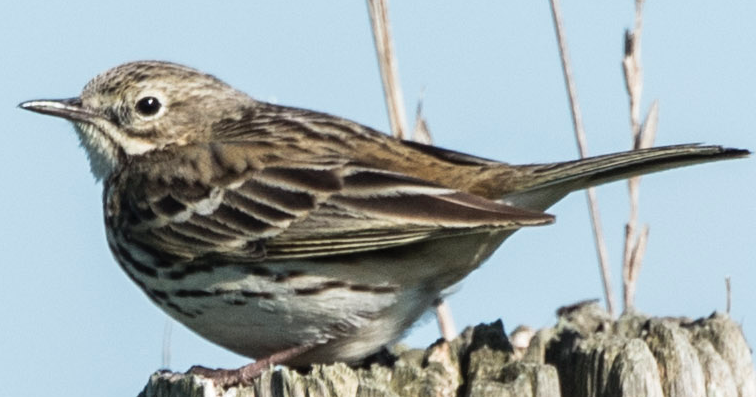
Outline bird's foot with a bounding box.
[186,344,314,388]
[188,361,269,388]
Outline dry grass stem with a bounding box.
[162,318,172,369]
[623,224,649,310]
[412,90,433,144]
[434,299,458,341]
[640,100,659,149]
[726,276,732,314]
[366,0,456,339]
[622,0,656,312]
[549,0,616,317]
[367,0,408,139]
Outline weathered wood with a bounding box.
[139,303,754,397]
[541,302,755,397]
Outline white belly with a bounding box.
[111,229,510,365]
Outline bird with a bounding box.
[19,60,749,386]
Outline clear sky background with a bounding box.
[1,2,753,395]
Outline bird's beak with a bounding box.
[18,98,98,124]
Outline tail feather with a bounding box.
[500,144,749,210]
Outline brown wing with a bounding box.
[114,141,553,264]
[264,167,554,259]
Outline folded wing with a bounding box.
[117,142,554,263]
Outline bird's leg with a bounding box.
[187,344,314,387]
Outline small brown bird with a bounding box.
[19,61,748,386]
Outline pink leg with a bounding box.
[187,344,314,387]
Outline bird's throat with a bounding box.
[73,122,121,181]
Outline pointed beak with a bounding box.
[18,97,98,123]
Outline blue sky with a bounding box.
[1,2,753,395]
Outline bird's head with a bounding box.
[20,61,253,181]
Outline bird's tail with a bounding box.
[499,144,749,210]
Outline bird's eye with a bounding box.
[135,96,161,117]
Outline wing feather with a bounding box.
[117,143,554,263]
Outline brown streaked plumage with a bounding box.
[19,60,749,386]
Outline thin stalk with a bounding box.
[549,0,616,317]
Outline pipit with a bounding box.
[20,61,749,386]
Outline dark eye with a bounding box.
[135,96,161,116]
